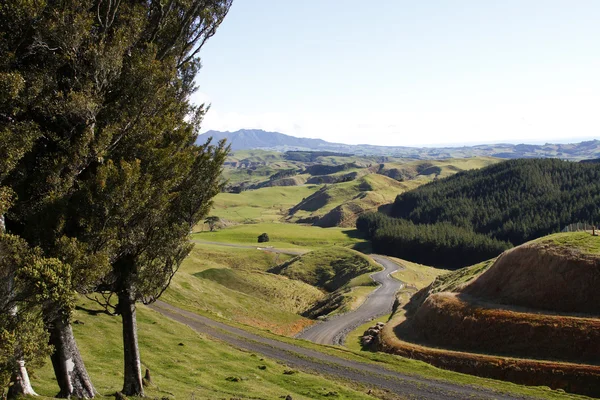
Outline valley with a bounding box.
[11,148,600,399]
[4,4,599,400]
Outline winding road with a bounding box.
[195,240,403,345]
[297,255,404,345]
[150,300,529,399]
[153,241,531,399]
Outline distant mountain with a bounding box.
[198,129,334,151]
[197,129,600,160]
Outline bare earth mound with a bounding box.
[410,292,600,364]
[379,233,600,397]
[462,241,600,314]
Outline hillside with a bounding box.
[358,158,600,268]
[211,150,498,228]
[198,129,600,160]
[378,232,600,396]
[269,247,381,319]
[391,158,600,244]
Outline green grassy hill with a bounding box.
[270,247,381,318]
[161,244,320,335]
[272,247,379,291]
[213,151,500,227]
[33,298,375,400]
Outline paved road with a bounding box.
[150,300,528,400]
[296,255,404,345]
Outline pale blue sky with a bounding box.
[193,1,600,146]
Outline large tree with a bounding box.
[1,0,231,397]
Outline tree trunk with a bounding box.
[7,360,37,399]
[2,210,37,399]
[118,290,144,396]
[48,314,96,398]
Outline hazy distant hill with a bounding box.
[199,129,333,151]
[197,129,600,160]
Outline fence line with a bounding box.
[562,222,596,233]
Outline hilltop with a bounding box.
[198,129,600,160]
[378,232,600,397]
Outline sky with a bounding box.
[192,1,600,147]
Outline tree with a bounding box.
[258,233,270,243]
[1,0,232,397]
[204,216,221,231]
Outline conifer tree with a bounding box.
[1,0,231,397]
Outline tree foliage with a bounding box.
[358,159,600,268]
[1,0,232,397]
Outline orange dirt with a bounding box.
[462,242,600,314]
[378,318,600,398]
[379,239,600,397]
[410,292,600,364]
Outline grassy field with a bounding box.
[194,222,366,249]
[32,299,376,400]
[161,244,319,335]
[207,185,319,223]
[274,247,379,291]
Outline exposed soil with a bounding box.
[410,292,600,364]
[379,239,600,397]
[462,242,600,314]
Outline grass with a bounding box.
[538,231,600,255]
[202,310,588,400]
[274,246,380,291]
[160,244,318,336]
[345,315,390,351]
[270,246,381,319]
[207,184,319,223]
[194,222,366,249]
[32,299,376,400]
[390,257,447,290]
[424,258,496,296]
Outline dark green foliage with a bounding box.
[357,213,510,269]
[257,233,270,243]
[269,169,298,181]
[1,0,231,396]
[284,151,353,162]
[304,163,358,176]
[358,159,600,268]
[391,159,600,244]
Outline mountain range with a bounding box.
[197,129,600,160]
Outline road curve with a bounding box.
[193,240,404,346]
[296,255,404,345]
[150,301,528,400]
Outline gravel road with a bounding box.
[194,240,404,346]
[150,300,530,400]
[296,255,404,345]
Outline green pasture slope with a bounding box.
[194,222,366,249]
[33,299,375,400]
